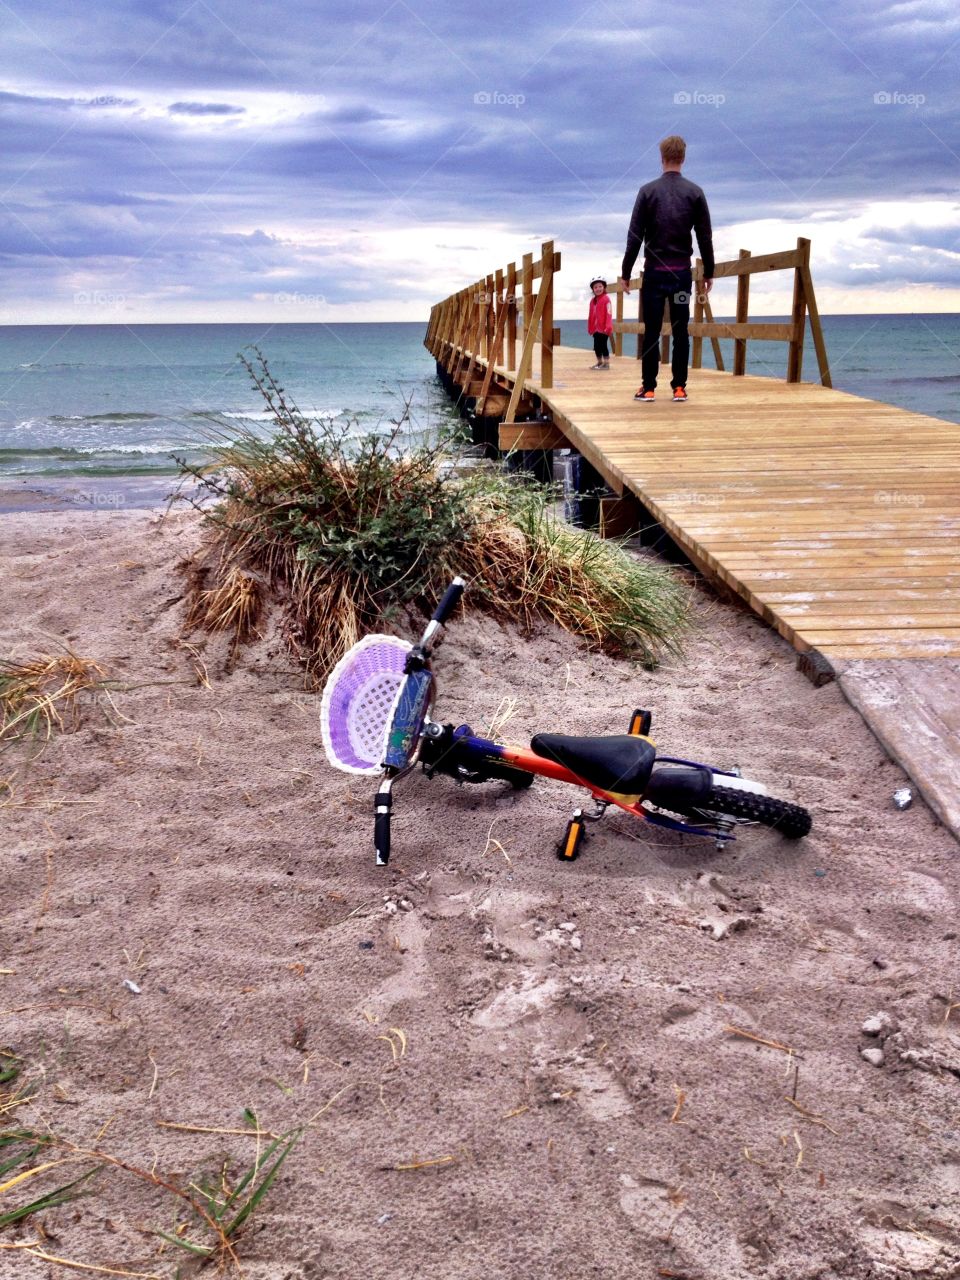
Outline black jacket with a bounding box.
[621,172,715,281]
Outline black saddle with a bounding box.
[530,733,656,795]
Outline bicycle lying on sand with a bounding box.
[321,578,813,866]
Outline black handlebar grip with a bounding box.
[431,577,466,626]
[374,793,392,867]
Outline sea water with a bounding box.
[0,316,957,509]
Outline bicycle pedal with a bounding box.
[557,810,586,861]
[629,708,652,736]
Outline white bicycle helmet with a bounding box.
[589,274,607,287]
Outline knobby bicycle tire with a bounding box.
[700,784,812,839]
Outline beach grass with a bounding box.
[176,349,689,677]
[0,653,109,744]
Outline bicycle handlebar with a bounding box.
[374,786,392,866]
[431,577,466,626]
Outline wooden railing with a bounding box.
[610,237,831,386]
[425,239,560,421]
[425,235,831,399]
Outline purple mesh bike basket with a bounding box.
[320,634,412,774]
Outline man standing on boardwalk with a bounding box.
[620,135,714,403]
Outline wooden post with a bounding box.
[614,286,623,358]
[454,290,469,370]
[493,268,504,367]
[443,296,459,368]
[521,252,533,354]
[733,248,750,376]
[433,301,447,366]
[482,273,495,360]
[451,288,470,380]
[506,261,517,371]
[426,305,437,354]
[540,239,554,389]
[787,237,808,382]
[448,292,466,377]
[692,258,704,369]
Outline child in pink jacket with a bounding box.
[587,276,613,369]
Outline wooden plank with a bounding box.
[701,287,725,370]
[615,321,795,341]
[712,247,801,277]
[800,261,832,388]
[499,422,568,450]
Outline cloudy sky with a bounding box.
[1,0,958,323]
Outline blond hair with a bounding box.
[659,135,686,165]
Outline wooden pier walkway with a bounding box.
[485,344,960,663]
[425,240,960,835]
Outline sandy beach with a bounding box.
[2,508,959,1279]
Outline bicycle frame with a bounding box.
[434,725,652,813]
[421,722,734,838]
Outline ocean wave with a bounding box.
[0,443,209,459]
[13,361,87,371]
[48,411,161,424]
[886,373,960,386]
[23,463,182,478]
[215,407,352,421]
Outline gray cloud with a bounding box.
[0,0,958,314]
[168,100,246,115]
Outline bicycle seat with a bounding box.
[530,733,656,797]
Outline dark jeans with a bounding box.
[592,333,610,359]
[640,267,692,390]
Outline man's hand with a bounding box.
[704,278,713,294]
[619,276,631,296]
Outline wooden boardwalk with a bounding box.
[426,239,960,834]
[491,344,960,662]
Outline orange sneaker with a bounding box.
[672,386,688,402]
[634,389,656,402]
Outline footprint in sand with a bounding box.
[361,911,431,1019]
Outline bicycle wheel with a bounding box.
[698,784,812,839]
[645,766,811,839]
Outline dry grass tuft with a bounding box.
[183,563,264,647]
[0,653,109,744]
